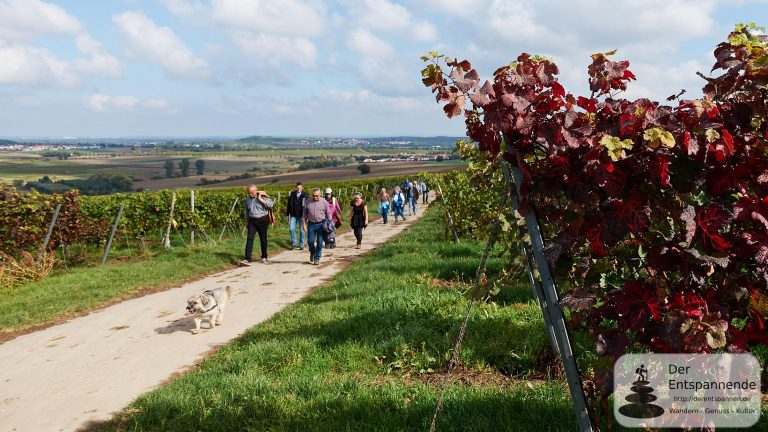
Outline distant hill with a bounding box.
[237,136,300,145]
[0,139,18,145]
[237,136,463,148]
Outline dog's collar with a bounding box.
[199,290,219,313]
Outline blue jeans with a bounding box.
[288,216,305,247]
[409,197,417,214]
[307,222,325,262]
[393,206,405,221]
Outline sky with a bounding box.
[0,0,767,138]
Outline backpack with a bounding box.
[413,188,419,200]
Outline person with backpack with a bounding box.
[348,192,368,248]
[242,184,274,265]
[302,187,331,265]
[409,178,419,214]
[420,179,429,204]
[392,186,406,222]
[402,179,413,215]
[285,182,307,250]
[324,187,342,248]
[378,187,391,224]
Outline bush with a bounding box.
[357,164,371,174]
[0,251,55,293]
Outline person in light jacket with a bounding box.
[391,186,406,222]
[302,187,331,265]
[243,184,274,265]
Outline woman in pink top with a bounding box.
[324,187,342,247]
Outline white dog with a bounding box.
[186,286,231,334]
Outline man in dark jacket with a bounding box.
[286,182,307,250]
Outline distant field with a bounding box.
[0,147,460,190]
[202,161,462,189]
[0,153,296,184]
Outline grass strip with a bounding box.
[102,210,579,431]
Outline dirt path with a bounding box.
[0,201,431,432]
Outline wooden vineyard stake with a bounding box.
[163,192,177,249]
[500,139,593,432]
[219,198,239,242]
[190,190,195,246]
[101,203,125,266]
[39,203,61,261]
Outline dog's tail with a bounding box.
[226,285,232,297]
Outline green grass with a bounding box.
[100,210,579,431]
[0,207,381,332]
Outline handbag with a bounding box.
[323,218,335,234]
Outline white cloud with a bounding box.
[72,34,121,78]
[346,29,418,95]
[0,34,120,87]
[411,21,437,42]
[211,0,326,37]
[357,0,411,32]
[113,11,212,82]
[0,42,77,86]
[88,93,173,112]
[307,89,424,113]
[232,32,317,68]
[351,0,438,42]
[0,0,81,42]
[160,0,208,17]
[347,29,397,59]
[422,0,467,15]
[623,59,707,101]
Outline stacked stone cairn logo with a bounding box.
[619,364,665,418]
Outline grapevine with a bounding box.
[421,23,768,412]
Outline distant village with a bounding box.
[358,152,454,163]
[0,143,101,152]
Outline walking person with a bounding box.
[409,178,418,215]
[402,179,413,215]
[286,182,307,250]
[242,184,274,265]
[379,187,391,224]
[303,187,330,265]
[324,187,342,248]
[349,192,369,249]
[392,186,406,222]
[420,179,429,204]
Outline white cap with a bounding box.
[325,187,332,194]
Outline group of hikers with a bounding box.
[240,178,429,266]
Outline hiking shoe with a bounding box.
[261,258,268,264]
[313,260,320,266]
[308,257,314,264]
[239,259,251,266]
[356,244,362,249]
